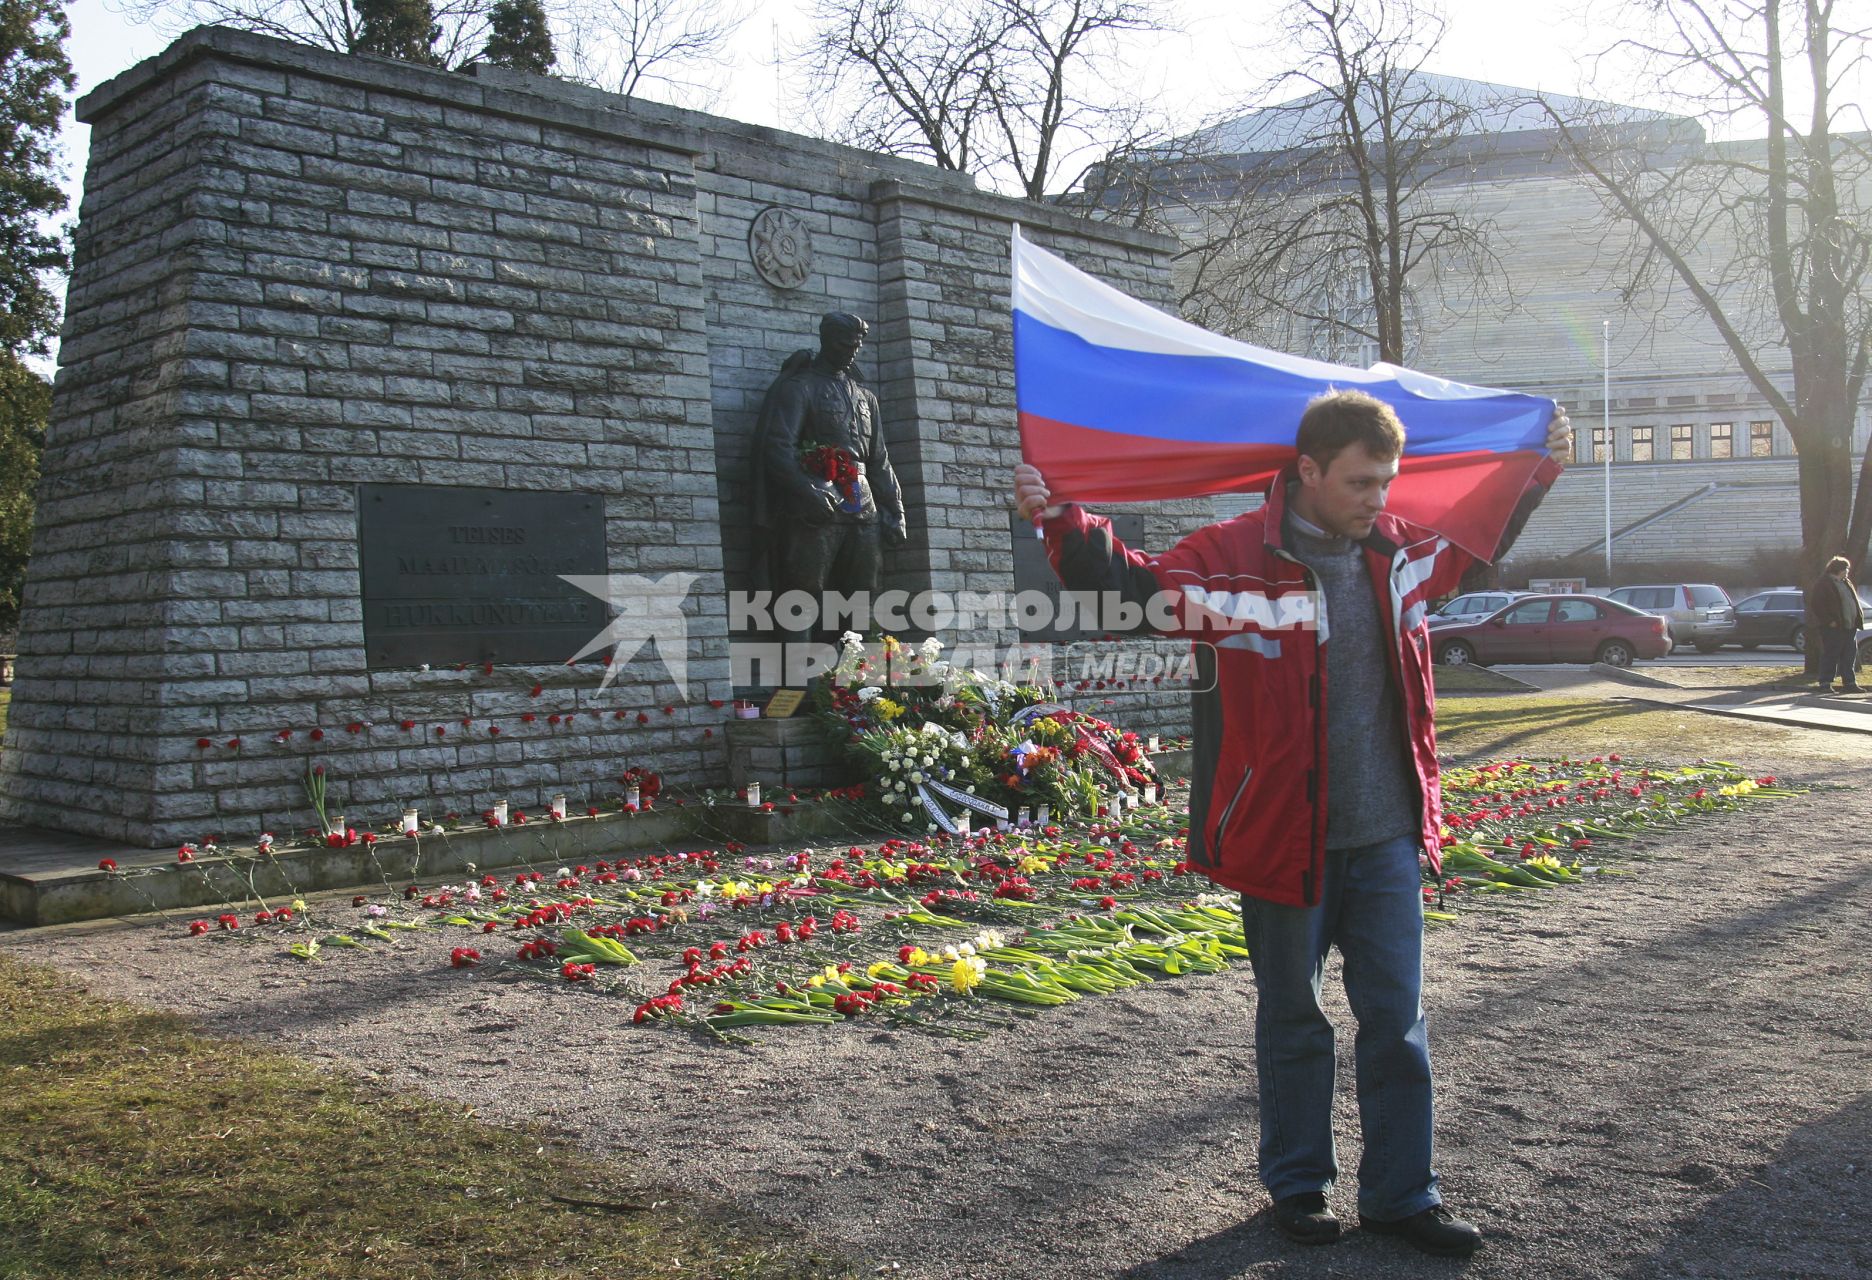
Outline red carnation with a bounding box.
[97,857,117,872]
[195,737,211,749]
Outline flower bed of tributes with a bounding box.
[161,756,1797,1036]
[814,633,1161,833]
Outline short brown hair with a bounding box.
[1295,389,1406,470]
[1827,555,1853,575]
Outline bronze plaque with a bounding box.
[763,688,806,718]
[358,484,608,667]
[1009,511,1143,642]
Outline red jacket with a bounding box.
[1042,460,1559,907]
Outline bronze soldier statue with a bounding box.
[751,313,907,629]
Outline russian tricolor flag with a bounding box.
[1013,227,1557,559]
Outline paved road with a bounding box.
[1501,649,1804,673]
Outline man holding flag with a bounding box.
[1009,230,1570,1258]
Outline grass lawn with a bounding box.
[1430,665,1535,694]
[1634,663,1815,690]
[0,955,849,1280]
[1435,692,1798,762]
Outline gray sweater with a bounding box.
[1284,507,1421,850]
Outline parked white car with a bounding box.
[1605,583,1737,652]
[1428,591,1527,627]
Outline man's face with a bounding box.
[821,326,864,371]
[1296,441,1399,539]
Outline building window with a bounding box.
[1750,421,1775,456]
[1710,422,1733,458]
[1631,426,1654,461]
[1590,426,1609,463]
[1670,423,1693,459]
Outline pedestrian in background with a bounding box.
[1808,555,1863,693]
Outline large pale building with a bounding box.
[1098,74,1870,588]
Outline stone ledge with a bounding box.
[1148,747,1193,780]
[78,26,702,160]
[871,176,1176,255]
[0,796,877,926]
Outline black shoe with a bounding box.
[1844,684,1862,693]
[1271,1191,1341,1245]
[1360,1204,1482,1257]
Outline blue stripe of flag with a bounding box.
[1014,312,1553,457]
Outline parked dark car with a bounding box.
[1432,594,1671,668]
[1730,589,1808,651]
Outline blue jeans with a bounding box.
[1818,627,1858,687]
[1238,834,1438,1220]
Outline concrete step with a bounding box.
[0,798,860,927]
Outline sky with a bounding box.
[59,0,1643,214]
[45,0,1863,380]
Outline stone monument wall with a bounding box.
[0,28,1191,847]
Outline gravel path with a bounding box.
[5,751,1869,1280]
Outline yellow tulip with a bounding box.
[951,956,986,994]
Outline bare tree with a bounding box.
[1144,0,1514,366]
[799,0,1006,172]
[984,0,1163,199]
[797,0,1170,198]
[120,0,740,87]
[118,0,494,68]
[1541,0,1872,577]
[559,0,749,105]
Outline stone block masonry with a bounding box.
[0,27,1188,847]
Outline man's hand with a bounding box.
[1545,405,1573,465]
[1015,463,1063,523]
[882,521,908,548]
